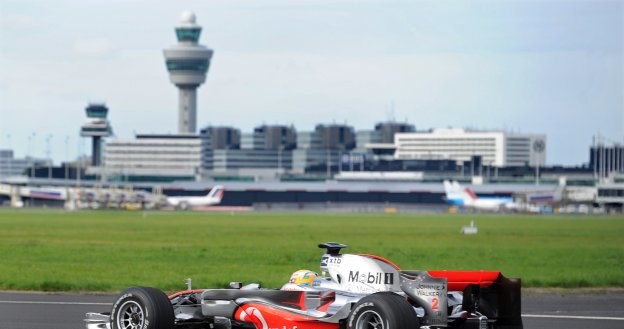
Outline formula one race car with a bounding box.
[85,242,522,329]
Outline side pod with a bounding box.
[461,274,523,329]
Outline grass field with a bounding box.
[0,210,623,292]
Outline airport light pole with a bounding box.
[31,132,37,179]
[46,134,53,179]
[65,136,69,180]
[535,165,539,185]
[533,139,545,185]
[6,134,11,177]
[27,134,32,178]
[77,136,82,184]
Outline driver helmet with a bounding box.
[283,270,317,290]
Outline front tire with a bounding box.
[347,292,420,329]
[110,286,174,329]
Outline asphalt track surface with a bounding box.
[0,291,623,329]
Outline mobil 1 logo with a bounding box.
[348,271,394,285]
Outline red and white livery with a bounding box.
[85,242,522,329]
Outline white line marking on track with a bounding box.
[3,302,624,322]
[523,314,624,321]
[0,300,110,306]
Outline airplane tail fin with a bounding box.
[443,180,455,198]
[463,186,478,201]
[443,180,477,204]
[206,185,225,204]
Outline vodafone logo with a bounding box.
[240,306,269,329]
[238,306,300,329]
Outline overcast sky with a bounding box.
[0,0,622,166]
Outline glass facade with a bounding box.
[166,59,209,72]
[85,104,108,118]
[175,28,201,42]
[598,188,624,197]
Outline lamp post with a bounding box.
[533,139,545,185]
[46,134,53,179]
[65,136,70,180]
[30,132,37,179]
[77,135,82,186]
[6,134,11,177]
[27,134,32,178]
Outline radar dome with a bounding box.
[180,11,196,25]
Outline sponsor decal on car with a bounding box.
[322,256,343,268]
[348,271,394,285]
[414,283,443,296]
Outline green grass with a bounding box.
[0,210,623,292]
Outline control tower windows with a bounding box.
[166,59,209,72]
[176,28,201,42]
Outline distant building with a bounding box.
[291,124,356,174]
[103,134,201,181]
[374,122,416,144]
[292,149,340,174]
[596,182,624,213]
[250,125,297,150]
[199,126,241,172]
[0,150,49,178]
[197,124,359,176]
[100,122,556,181]
[590,144,624,179]
[315,124,356,150]
[211,149,293,172]
[200,126,240,150]
[356,122,415,162]
[201,125,295,175]
[393,128,546,167]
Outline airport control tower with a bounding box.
[163,11,214,133]
[80,103,113,166]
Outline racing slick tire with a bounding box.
[347,292,420,329]
[110,286,174,329]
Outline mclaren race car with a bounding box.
[85,242,522,329]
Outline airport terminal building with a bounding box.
[391,128,546,167]
[102,134,202,181]
[96,124,547,182]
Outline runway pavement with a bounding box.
[0,291,623,329]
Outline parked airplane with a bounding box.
[443,180,517,211]
[165,185,225,210]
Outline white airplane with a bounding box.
[166,185,225,210]
[443,180,516,211]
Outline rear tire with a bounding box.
[347,292,419,329]
[110,286,174,329]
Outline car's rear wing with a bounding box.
[400,270,522,329]
[458,272,522,329]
